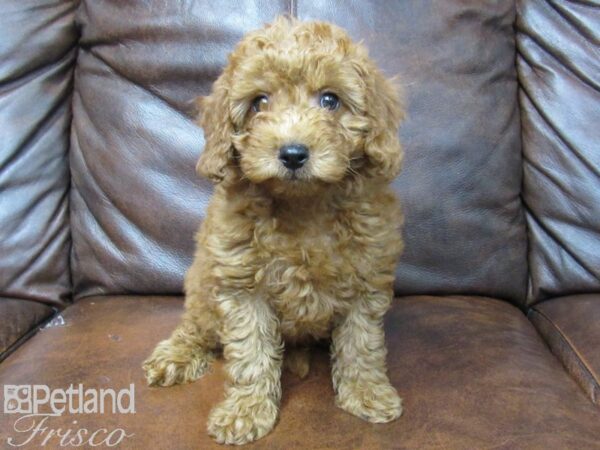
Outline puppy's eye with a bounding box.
[319,92,340,111]
[251,95,269,113]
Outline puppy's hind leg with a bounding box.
[143,301,218,387]
[284,345,311,379]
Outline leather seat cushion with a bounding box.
[530,294,600,406]
[0,295,598,449]
[0,298,54,361]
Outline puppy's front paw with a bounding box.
[335,380,402,423]
[207,396,278,445]
[142,339,213,387]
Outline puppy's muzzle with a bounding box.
[279,144,309,171]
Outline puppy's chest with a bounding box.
[253,217,359,339]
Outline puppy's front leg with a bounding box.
[207,292,283,445]
[331,290,402,423]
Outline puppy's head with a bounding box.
[197,17,403,197]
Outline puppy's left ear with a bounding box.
[196,74,236,184]
[362,68,405,181]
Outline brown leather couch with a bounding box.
[1,1,599,448]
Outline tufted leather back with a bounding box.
[68,0,528,304]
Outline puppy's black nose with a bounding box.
[279,144,309,170]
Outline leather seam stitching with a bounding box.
[530,308,599,403]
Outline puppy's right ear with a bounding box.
[196,75,235,183]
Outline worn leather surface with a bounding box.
[1,296,599,449]
[517,0,600,303]
[70,0,527,304]
[0,0,78,306]
[530,294,600,406]
[0,298,54,361]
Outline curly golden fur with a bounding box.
[143,16,405,445]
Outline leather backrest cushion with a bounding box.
[70,1,292,298]
[0,0,78,306]
[517,0,600,303]
[299,1,527,304]
[70,1,527,304]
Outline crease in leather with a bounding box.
[69,112,188,296]
[519,60,600,184]
[518,96,534,306]
[5,201,70,294]
[519,93,600,290]
[517,0,600,302]
[71,44,210,298]
[0,41,78,97]
[546,1,597,44]
[513,5,534,308]
[70,82,179,253]
[518,103,600,297]
[538,1,599,91]
[69,122,133,295]
[85,46,196,119]
[523,199,597,285]
[518,20,599,96]
[0,54,75,176]
[0,307,60,363]
[0,1,78,85]
[69,188,129,289]
[70,50,202,249]
[529,307,599,405]
[1,66,75,299]
[0,38,76,304]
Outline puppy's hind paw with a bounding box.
[284,346,310,379]
[142,339,213,387]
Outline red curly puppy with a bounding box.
[143,16,405,445]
